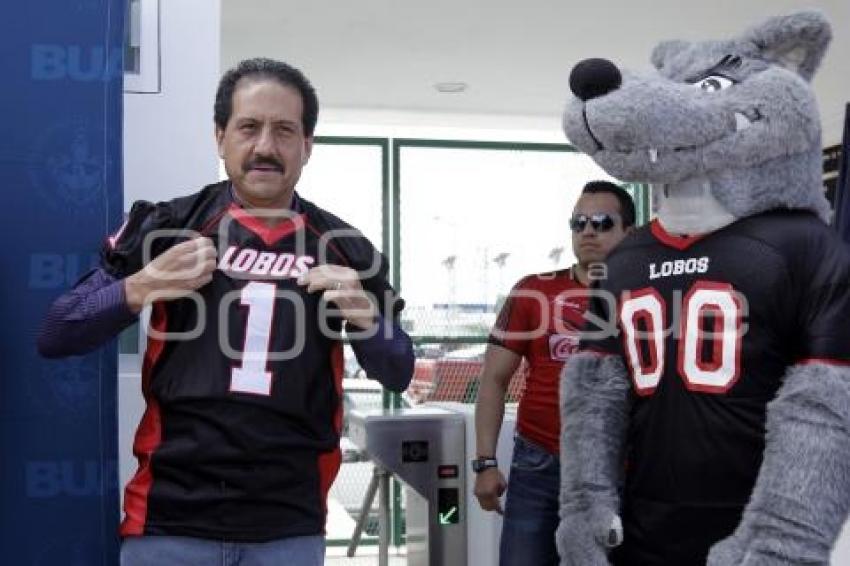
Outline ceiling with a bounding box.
[222,0,849,144]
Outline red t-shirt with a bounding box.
[488,268,589,454]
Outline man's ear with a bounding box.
[215,126,225,159]
[741,10,831,82]
[651,40,689,71]
[302,136,314,165]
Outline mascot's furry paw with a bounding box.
[707,532,828,566]
[706,531,759,566]
[556,506,620,566]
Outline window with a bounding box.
[123,0,160,93]
[395,140,616,340]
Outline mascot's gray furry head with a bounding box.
[563,11,832,230]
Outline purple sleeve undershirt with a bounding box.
[37,268,138,358]
[348,316,415,393]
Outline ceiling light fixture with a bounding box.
[434,82,468,93]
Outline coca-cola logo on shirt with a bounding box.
[549,333,580,361]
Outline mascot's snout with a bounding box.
[569,58,622,101]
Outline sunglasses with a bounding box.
[569,213,617,233]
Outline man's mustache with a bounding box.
[244,157,284,172]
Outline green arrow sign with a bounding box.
[439,506,458,525]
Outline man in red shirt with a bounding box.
[473,181,634,565]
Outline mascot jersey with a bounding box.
[580,210,850,564]
[108,182,399,542]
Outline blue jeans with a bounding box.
[499,435,560,566]
[120,534,325,566]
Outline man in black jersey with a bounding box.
[39,59,414,565]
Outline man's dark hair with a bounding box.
[214,58,319,136]
[582,180,637,228]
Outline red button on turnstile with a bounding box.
[437,465,459,479]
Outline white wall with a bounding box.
[834,522,850,563]
[119,0,221,497]
[317,107,566,143]
[123,0,221,208]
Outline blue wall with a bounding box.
[0,1,124,563]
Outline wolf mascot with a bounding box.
[557,11,850,566]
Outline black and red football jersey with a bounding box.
[579,211,850,566]
[109,182,402,541]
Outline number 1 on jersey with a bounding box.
[230,281,276,395]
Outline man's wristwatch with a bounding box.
[471,456,498,473]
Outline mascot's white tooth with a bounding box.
[735,112,752,131]
[649,148,659,163]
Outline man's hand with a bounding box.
[473,467,507,515]
[124,236,217,313]
[297,264,377,330]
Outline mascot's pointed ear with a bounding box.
[651,40,688,71]
[742,10,831,82]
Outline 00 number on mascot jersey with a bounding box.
[620,281,744,396]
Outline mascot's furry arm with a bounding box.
[556,351,631,566]
[708,364,850,565]
[703,13,850,565]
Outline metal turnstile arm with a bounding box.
[347,464,391,566]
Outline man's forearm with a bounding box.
[349,316,414,393]
[38,268,138,358]
[475,376,508,457]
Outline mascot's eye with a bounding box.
[694,75,734,92]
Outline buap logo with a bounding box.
[26,459,118,499]
[31,44,123,82]
[29,119,111,212]
[29,357,100,416]
[29,253,100,289]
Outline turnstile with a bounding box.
[349,403,517,566]
[350,406,467,566]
